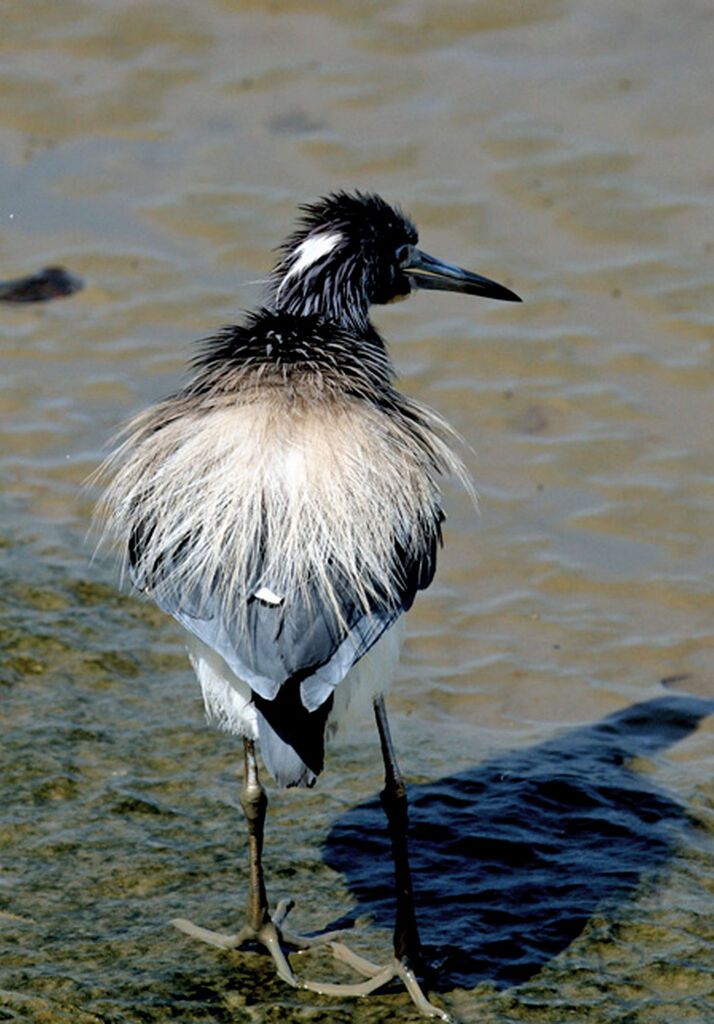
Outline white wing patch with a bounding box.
[278,232,343,293]
[254,586,283,605]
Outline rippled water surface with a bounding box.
[1,1,713,1021]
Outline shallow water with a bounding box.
[1,1,713,1021]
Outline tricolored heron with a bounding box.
[96,191,520,1018]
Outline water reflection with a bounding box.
[324,695,712,991]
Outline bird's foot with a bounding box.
[299,942,451,1021]
[173,905,449,1019]
[171,898,346,989]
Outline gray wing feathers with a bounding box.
[126,502,439,788]
[136,561,400,705]
[298,606,399,711]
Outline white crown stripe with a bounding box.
[279,232,343,294]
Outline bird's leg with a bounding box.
[172,737,345,987]
[299,697,449,1020]
[172,737,300,986]
[172,733,447,1016]
[373,694,423,969]
[239,736,270,931]
[236,739,348,952]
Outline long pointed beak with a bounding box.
[403,248,522,302]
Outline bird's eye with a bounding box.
[395,244,412,267]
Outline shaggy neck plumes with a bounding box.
[185,310,393,402]
[271,239,372,332]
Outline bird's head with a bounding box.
[271,191,521,330]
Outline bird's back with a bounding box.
[97,311,467,784]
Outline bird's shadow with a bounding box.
[323,695,713,991]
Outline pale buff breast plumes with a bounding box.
[97,350,468,649]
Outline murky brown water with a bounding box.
[1,1,713,1021]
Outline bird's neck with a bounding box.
[188,308,393,401]
[272,269,372,335]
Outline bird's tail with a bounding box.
[253,680,334,788]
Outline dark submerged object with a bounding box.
[0,265,83,302]
[97,191,521,1019]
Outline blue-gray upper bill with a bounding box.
[404,248,522,303]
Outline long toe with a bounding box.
[171,917,248,950]
[299,942,451,1021]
